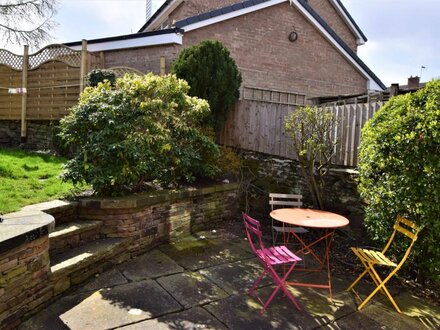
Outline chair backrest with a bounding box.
[383,215,423,266]
[269,193,303,211]
[242,212,266,258]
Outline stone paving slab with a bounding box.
[77,268,128,293]
[396,291,440,328]
[59,280,182,329]
[116,307,226,329]
[204,291,318,330]
[119,249,184,281]
[157,272,229,308]
[351,300,426,329]
[199,259,271,295]
[159,236,253,271]
[19,293,89,330]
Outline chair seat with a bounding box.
[351,247,397,267]
[273,225,309,234]
[257,246,301,265]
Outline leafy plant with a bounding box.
[59,73,220,195]
[358,80,440,283]
[171,40,242,133]
[85,69,116,87]
[284,106,338,209]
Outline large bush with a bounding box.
[171,40,242,133]
[358,80,440,283]
[59,73,219,195]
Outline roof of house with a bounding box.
[331,0,367,42]
[140,0,367,43]
[139,0,175,33]
[169,0,385,90]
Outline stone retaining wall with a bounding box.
[79,183,240,255]
[0,183,239,329]
[0,211,54,330]
[0,120,60,151]
[240,150,364,224]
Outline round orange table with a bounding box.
[269,208,349,299]
[270,208,349,228]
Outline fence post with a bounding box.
[160,56,166,76]
[21,45,29,142]
[80,39,88,92]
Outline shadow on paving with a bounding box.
[18,224,440,330]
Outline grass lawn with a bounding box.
[0,148,85,214]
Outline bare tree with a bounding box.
[0,0,58,48]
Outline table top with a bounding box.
[270,208,349,229]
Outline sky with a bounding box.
[3,0,439,87]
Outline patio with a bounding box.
[19,219,439,330]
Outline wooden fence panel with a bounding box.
[27,61,80,119]
[219,99,384,167]
[0,65,22,119]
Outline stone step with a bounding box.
[50,237,130,296]
[49,220,103,257]
[22,199,78,224]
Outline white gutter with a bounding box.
[68,33,182,52]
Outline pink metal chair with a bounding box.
[242,212,302,314]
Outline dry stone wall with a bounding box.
[240,150,364,224]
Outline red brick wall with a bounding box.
[104,2,367,97]
[308,0,358,52]
[103,44,180,75]
[182,2,366,96]
[167,0,239,24]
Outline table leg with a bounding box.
[287,228,336,299]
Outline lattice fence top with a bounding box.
[0,49,23,70]
[108,66,144,77]
[28,44,81,69]
[0,44,82,70]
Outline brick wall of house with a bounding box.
[166,0,239,26]
[104,2,367,98]
[308,0,358,52]
[161,0,359,53]
[102,44,180,75]
[182,2,366,96]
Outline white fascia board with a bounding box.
[143,0,184,32]
[68,33,182,52]
[182,0,287,32]
[289,0,383,91]
[329,0,366,45]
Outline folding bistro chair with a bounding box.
[347,215,423,313]
[269,193,308,245]
[242,212,302,314]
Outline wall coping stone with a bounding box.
[0,210,55,255]
[22,199,78,213]
[329,168,359,175]
[79,182,240,210]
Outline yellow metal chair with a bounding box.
[347,215,423,313]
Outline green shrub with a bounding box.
[284,106,338,210]
[358,80,440,283]
[85,69,116,87]
[171,40,242,133]
[59,73,219,195]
